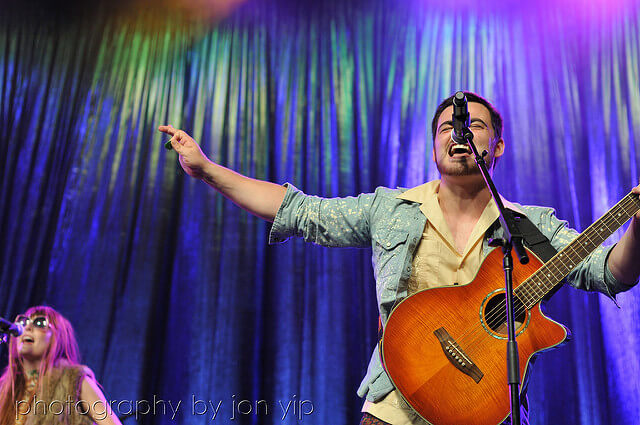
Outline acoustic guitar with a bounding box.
[381,192,640,425]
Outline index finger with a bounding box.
[158,125,176,136]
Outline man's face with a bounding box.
[433,102,504,177]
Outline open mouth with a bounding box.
[22,336,34,343]
[448,143,472,157]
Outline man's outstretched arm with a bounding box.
[159,125,286,222]
[607,184,640,286]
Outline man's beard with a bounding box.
[435,152,495,177]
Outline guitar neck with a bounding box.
[516,192,640,308]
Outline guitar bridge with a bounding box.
[434,327,484,384]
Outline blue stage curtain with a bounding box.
[1,1,639,424]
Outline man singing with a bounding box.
[159,92,640,424]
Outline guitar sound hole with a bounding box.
[483,293,527,334]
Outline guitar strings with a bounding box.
[456,194,638,357]
[470,194,640,337]
[452,195,639,358]
[442,194,640,359]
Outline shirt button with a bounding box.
[406,266,411,272]
[386,242,392,247]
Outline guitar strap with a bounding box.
[509,214,563,302]
[506,214,558,263]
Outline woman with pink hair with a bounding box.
[0,306,122,425]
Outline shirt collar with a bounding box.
[395,180,526,216]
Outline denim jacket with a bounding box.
[269,182,633,402]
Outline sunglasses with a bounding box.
[15,315,50,329]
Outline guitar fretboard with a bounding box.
[515,193,640,308]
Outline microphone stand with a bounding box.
[455,126,529,425]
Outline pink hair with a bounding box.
[0,306,81,425]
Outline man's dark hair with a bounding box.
[431,92,503,142]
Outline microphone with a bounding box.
[0,317,23,337]
[451,91,470,144]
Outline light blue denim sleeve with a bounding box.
[269,183,374,248]
[530,206,637,300]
